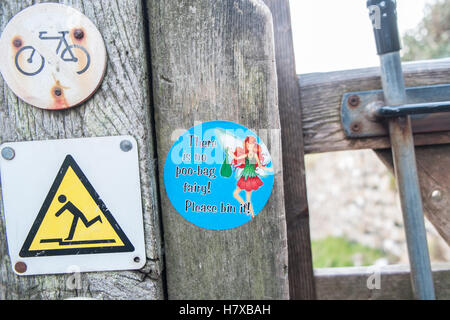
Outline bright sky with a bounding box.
[289,0,435,74]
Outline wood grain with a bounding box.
[299,59,450,154]
[148,0,289,299]
[377,147,450,246]
[0,0,163,300]
[263,0,316,300]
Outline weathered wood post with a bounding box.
[0,0,164,299]
[148,0,290,299]
[1,0,296,300]
[263,0,316,299]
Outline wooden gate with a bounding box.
[0,0,448,300]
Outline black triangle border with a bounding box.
[19,154,135,257]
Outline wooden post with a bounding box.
[263,0,316,299]
[0,0,164,299]
[147,0,290,299]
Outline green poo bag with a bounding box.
[220,153,232,178]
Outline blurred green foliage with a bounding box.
[311,236,386,268]
[402,0,450,61]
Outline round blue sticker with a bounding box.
[164,121,274,230]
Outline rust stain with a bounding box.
[70,27,89,75]
[12,36,25,75]
[49,80,69,110]
[12,36,23,66]
[12,36,23,49]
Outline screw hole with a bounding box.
[351,123,361,133]
[13,38,22,48]
[134,257,140,263]
[348,95,360,108]
[73,29,84,40]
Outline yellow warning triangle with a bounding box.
[20,155,134,257]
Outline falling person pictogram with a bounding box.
[39,193,115,246]
[54,194,102,241]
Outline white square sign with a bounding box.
[0,136,146,275]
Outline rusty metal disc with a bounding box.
[0,3,107,110]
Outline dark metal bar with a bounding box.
[368,0,436,300]
[341,84,450,139]
[376,100,450,118]
[367,0,401,54]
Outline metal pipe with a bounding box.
[380,53,435,300]
[368,0,435,299]
[376,100,450,118]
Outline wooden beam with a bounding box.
[148,0,289,299]
[376,148,450,246]
[263,0,316,300]
[315,263,450,300]
[0,0,163,299]
[300,59,450,154]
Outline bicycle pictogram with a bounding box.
[15,31,91,76]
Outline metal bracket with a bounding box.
[341,84,450,138]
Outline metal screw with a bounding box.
[13,38,22,48]
[348,95,361,108]
[134,256,140,263]
[14,261,27,274]
[73,29,84,40]
[351,122,362,133]
[120,140,133,152]
[1,147,15,160]
[431,189,443,202]
[54,88,62,96]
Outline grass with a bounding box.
[311,236,386,268]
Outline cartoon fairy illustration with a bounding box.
[215,129,273,219]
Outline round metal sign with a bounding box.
[0,3,107,110]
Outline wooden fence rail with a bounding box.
[315,263,450,300]
[300,59,450,154]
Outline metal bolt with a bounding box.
[351,122,362,133]
[120,140,133,152]
[13,38,22,48]
[14,261,27,274]
[134,256,140,263]
[431,189,443,202]
[348,95,361,108]
[73,29,84,40]
[54,88,62,96]
[1,147,15,160]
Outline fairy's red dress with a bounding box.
[237,157,263,191]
